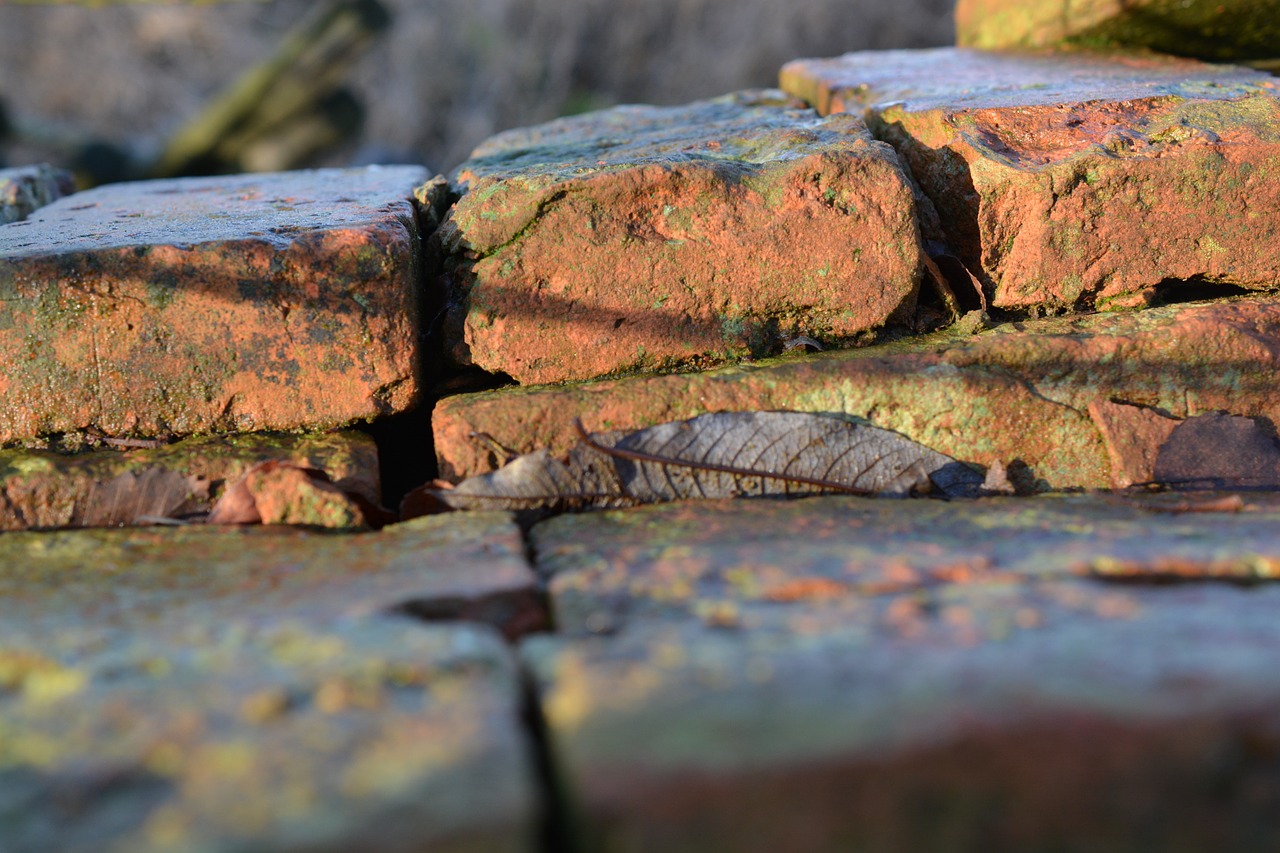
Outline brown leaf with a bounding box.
[1153,413,1280,491]
[426,411,983,513]
[75,468,210,527]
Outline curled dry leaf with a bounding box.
[410,411,984,515]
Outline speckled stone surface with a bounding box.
[0,513,540,852]
[0,166,426,443]
[436,89,924,385]
[524,493,1280,852]
[780,49,1280,313]
[434,295,1280,491]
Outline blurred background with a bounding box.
[0,0,954,185]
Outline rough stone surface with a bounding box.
[0,164,75,225]
[0,431,379,531]
[955,0,1280,63]
[525,494,1280,852]
[0,166,427,443]
[1087,399,1178,488]
[434,295,1280,491]
[780,49,1280,312]
[437,89,924,385]
[0,513,540,853]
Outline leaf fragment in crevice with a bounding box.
[413,411,984,515]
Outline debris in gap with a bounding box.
[74,468,210,528]
[406,411,985,516]
[980,460,1017,495]
[207,461,390,529]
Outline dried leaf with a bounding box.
[74,468,210,527]
[420,411,983,514]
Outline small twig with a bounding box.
[571,417,872,496]
[468,431,521,466]
[84,429,171,450]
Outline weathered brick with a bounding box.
[437,90,925,385]
[434,295,1280,491]
[525,494,1280,852]
[0,166,427,442]
[780,49,1280,312]
[0,430,380,530]
[0,512,540,852]
[956,0,1280,64]
[0,163,75,224]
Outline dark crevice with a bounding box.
[357,402,437,510]
[519,663,582,853]
[389,514,576,853]
[1149,277,1256,307]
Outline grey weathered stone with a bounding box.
[525,494,1280,852]
[0,513,541,852]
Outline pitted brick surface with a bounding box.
[437,90,924,385]
[0,166,427,442]
[781,49,1280,312]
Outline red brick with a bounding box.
[437,90,925,385]
[781,49,1280,312]
[0,166,427,441]
[434,296,1280,491]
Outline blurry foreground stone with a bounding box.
[0,166,426,443]
[0,163,74,224]
[437,90,924,384]
[0,430,379,530]
[0,512,540,853]
[781,49,1280,312]
[525,494,1280,852]
[955,0,1280,64]
[434,295,1280,491]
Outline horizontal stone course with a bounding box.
[434,295,1280,491]
[0,166,427,443]
[437,89,925,385]
[780,48,1280,313]
[0,430,379,530]
[525,494,1280,852]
